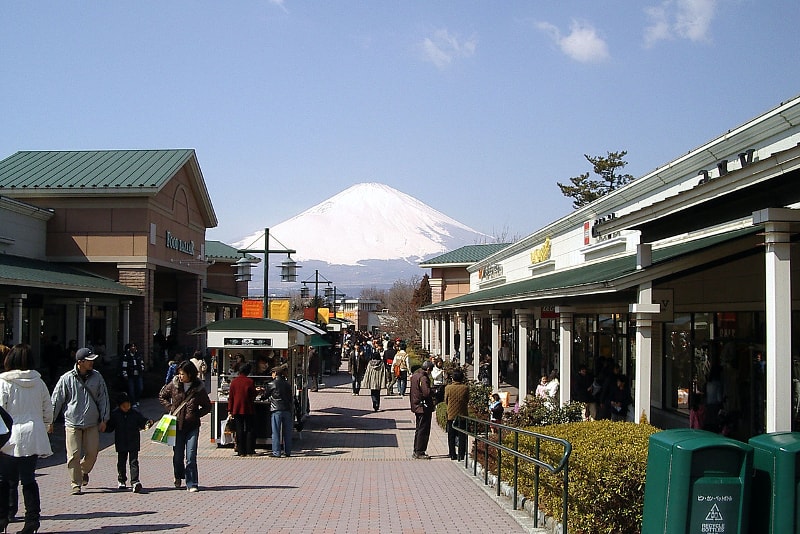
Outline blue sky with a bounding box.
[2,1,799,245]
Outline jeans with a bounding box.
[117,451,140,484]
[271,410,293,457]
[65,425,99,490]
[127,375,143,404]
[397,371,408,396]
[173,426,200,489]
[351,374,361,394]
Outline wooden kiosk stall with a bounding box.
[190,317,315,448]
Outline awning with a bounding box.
[202,289,242,306]
[421,226,761,311]
[188,317,290,335]
[287,319,327,336]
[308,334,331,347]
[0,253,140,296]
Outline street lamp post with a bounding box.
[236,228,297,318]
[301,269,332,325]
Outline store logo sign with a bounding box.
[166,231,195,256]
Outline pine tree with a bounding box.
[557,151,634,209]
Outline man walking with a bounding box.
[410,360,435,459]
[51,347,110,495]
[444,369,469,461]
[266,364,294,457]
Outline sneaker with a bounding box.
[173,478,182,489]
[412,453,431,460]
[117,482,127,490]
[187,486,199,493]
[82,473,89,486]
[132,482,142,493]
[71,487,82,495]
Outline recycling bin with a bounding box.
[642,428,752,534]
[748,432,800,534]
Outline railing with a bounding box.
[455,416,572,532]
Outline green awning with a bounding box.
[422,226,760,311]
[308,334,331,347]
[0,254,140,296]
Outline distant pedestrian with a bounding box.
[228,363,256,456]
[308,348,320,392]
[489,393,504,425]
[51,347,110,496]
[382,341,397,396]
[0,344,53,533]
[410,361,435,459]
[444,369,469,461]
[158,361,211,492]
[393,342,410,397]
[265,364,293,458]
[120,343,144,407]
[361,352,388,412]
[104,392,153,493]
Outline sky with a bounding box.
[2,1,799,246]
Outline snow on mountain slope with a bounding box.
[233,182,489,266]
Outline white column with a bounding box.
[631,284,659,425]
[516,309,531,405]
[457,312,466,362]
[558,309,573,408]
[448,313,455,360]
[472,313,482,382]
[440,313,448,358]
[764,221,793,432]
[10,294,26,345]
[121,300,132,346]
[490,310,501,391]
[77,298,89,348]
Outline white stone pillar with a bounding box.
[448,313,455,360]
[516,309,531,405]
[10,294,26,345]
[440,313,448,358]
[121,300,132,346]
[472,312,482,382]
[457,312,466,363]
[490,310,502,391]
[557,309,573,408]
[630,284,659,425]
[77,298,89,348]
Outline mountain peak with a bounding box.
[235,182,489,267]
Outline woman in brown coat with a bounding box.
[158,361,211,492]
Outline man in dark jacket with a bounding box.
[266,364,293,457]
[409,361,435,459]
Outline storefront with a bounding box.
[0,149,227,369]
[420,95,800,439]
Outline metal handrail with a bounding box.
[455,415,572,532]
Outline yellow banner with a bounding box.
[270,299,290,321]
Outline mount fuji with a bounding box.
[232,183,492,294]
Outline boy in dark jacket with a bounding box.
[104,392,153,492]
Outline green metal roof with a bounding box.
[189,317,290,334]
[206,241,242,261]
[420,243,511,266]
[202,288,242,305]
[423,227,759,309]
[0,254,141,296]
[0,150,195,190]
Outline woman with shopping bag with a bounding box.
[158,361,211,493]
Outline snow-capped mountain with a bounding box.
[232,182,491,293]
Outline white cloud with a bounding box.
[420,29,477,69]
[644,0,717,47]
[536,20,609,63]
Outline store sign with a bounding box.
[223,337,272,347]
[530,237,551,264]
[166,231,195,256]
[478,263,503,281]
[541,306,559,318]
[241,299,263,318]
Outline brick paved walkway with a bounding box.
[28,370,541,533]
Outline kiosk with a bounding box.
[190,317,317,447]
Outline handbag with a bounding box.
[151,389,193,446]
[393,364,401,378]
[151,414,177,446]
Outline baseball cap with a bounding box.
[75,347,98,361]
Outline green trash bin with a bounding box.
[749,432,800,533]
[643,428,752,534]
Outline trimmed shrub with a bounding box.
[497,420,659,534]
[468,381,492,418]
[503,394,584,428]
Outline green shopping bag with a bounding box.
[151,414,177,446]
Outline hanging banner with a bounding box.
[241,299,263,318]
[270,300,290,321]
